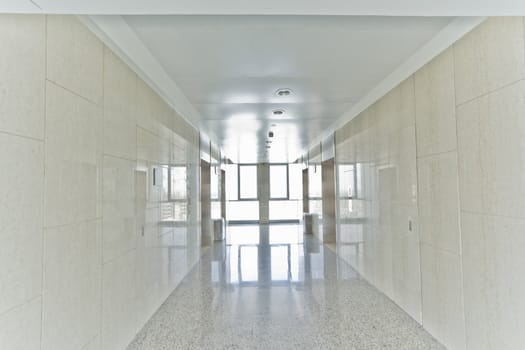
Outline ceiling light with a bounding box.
[276,88,292,97]
[268,131,274,138]
[271,123,277,127]
[273,109,285,116]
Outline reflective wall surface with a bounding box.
[335,73,421,330]
[0,15,201,350]
[334,17,525,350]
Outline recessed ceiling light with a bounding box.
[271,123,277,127]
[273,109,285,116]
[276,88,292,97]
[266,145,271,149]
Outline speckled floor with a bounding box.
[127,224,445,350]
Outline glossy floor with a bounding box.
[127,224,445,349]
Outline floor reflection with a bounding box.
[128,223,446,350]
[211,224,357,286]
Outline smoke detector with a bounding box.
[276,88,292,97]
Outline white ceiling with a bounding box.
[3,0,525,15]
[83,15,483,163]
[123,15,454,162]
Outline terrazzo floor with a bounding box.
[127,224,445,350]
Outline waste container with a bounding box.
[213,218,225,241]
[303,213,319,235]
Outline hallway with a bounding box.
[128,225,444,349]
[3,9,525,350]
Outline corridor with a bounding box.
[128,225,443,349]
[3,6,525,350]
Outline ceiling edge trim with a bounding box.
[302,16,485,158]
[5,0,525,16]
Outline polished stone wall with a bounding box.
[0,15,201,350]
[333,17,525,350]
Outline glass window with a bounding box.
[308,165,322,198]
[210,167,219,200]
[239,165,257,199]
[288,163,303,200]
[170,166,187,200]
[270,164,288,199]
[225,164,238,200]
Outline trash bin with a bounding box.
[213,218,225,241]
[303,213,318,235]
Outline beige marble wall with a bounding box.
[415,48,466,350]
[0,15,201,350]
[333,17,525,350]
[455,17,525,350]
[334,76,422,323]
[321,159,336,243]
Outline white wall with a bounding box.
[0,14,201,350]
[334,17,525,350]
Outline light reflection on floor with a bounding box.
[223,224,339,285]
[128,224,446,350]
